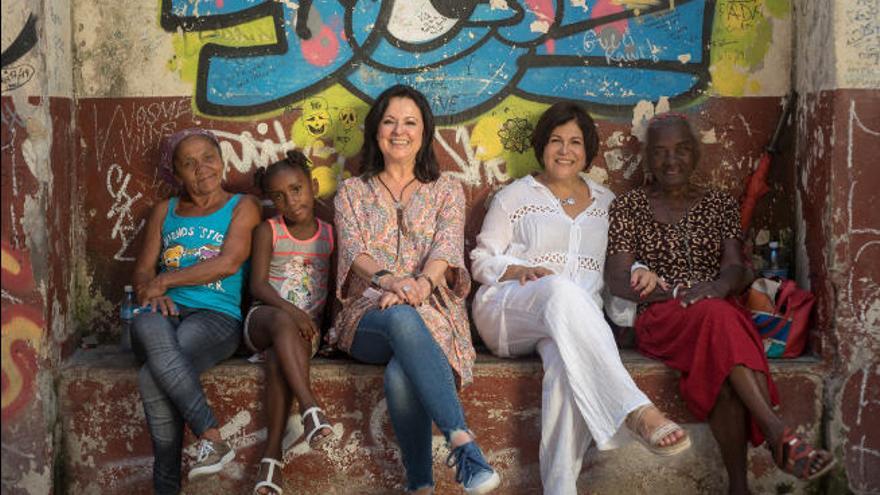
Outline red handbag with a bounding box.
[744,278,815,358]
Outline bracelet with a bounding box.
[672,283,684,299]
[631,262,649,274]
[370,269,393,289]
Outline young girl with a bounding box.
[247,150,334,495]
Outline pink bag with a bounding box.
[744,278,815,358]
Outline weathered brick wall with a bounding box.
[2,0,76,493]
[792,2,880,493]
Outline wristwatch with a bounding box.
[371,269,393,289]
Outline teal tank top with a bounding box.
[160,194,245,320]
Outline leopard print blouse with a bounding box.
[608,188,741,288]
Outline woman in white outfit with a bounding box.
[470,102,691,495]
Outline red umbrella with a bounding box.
[740,92,796,233]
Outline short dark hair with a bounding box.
[531,102,600,168]
[359,84,440,183]
[254,149,311,193]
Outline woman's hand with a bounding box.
[144,295,179,316]
[500,265,554,285]
[378,290,404,310]
[677,280,730,307]
[382,276,424,306]
[285,305,318,342]
[517,266,553,285]
[137,275,168,304]
[631,268,670,299]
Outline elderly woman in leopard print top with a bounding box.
[605,113,835,494]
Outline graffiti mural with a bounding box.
[162,0,717,120]
[0,243,43,422]
[1,11,37,91]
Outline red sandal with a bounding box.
[771,427,836,481]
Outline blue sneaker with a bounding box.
[446,441,501,494]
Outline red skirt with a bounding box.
[635,297,779,446]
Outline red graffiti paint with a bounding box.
[526,0,555,25]
[301,24,340,67]
[592,0,628,36]
[1,306,43,421]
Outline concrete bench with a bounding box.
[59,347,827,494]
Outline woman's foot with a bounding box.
[253,457,283,495]
[769,427,836,480]
[446,439,501,495]
[626,404,691,456]
[301,406,334,449]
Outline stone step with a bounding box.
[58,347,826,494]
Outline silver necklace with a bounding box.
[559,196,576,206]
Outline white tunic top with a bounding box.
[470,174,613,309]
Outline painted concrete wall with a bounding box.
[793,2,880,494]
[2,0,877,493]
[2,0,76,493]
[72,0,798,337]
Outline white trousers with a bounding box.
[473,276,650,495]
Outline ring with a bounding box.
[402,286,411,292]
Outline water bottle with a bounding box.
[768,242,780,270]
[120,285,135,350]
[762,241,787,278]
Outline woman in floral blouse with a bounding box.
[334,84,499,495]
[606,113,835,494]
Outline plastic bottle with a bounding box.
[120,285,135,351]
[768,241,780,270]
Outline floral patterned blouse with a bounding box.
[333,174,475,385]
[608,188,742,298]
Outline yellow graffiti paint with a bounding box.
[459,95,543,179]
[283,85,368,195]
[1,315,42,410]
[709,0,790,96]
[1,248,21,275]
[470,116,505,161]
[168,16,278,85]
[291,85,368,159]
[311,166,338,199]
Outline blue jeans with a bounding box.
[350,305,469,491]
[131,305,241,495]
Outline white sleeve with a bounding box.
[470,193,528,285]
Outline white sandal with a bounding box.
[302,406,334,448]
[253,457,283,495]
[627,405,691,457]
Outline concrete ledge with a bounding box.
[59,347,827,494]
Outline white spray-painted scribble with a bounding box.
[435,127,509,187]
[105,163,145,261]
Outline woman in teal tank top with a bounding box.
[130,128,261,494]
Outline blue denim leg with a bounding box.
[385,358,434,491]
[350,305,469,491]
[132,305,240,495]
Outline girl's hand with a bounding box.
[677,280,729,307]
[145,295,179,316]
[517,266,553,285]
[286,306,318,342]
[379,291,403,310]
[631,268,670,298]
